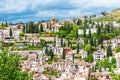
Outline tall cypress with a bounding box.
[89,29,91,39]
[23,24,26,33]
[50,49,54,60]
[107,44,112,57]
[9,28,12,37]
[77,42,79,54]
[40,23,43,32]
[62,49,65,59]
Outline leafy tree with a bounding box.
[101,11,106,16]
[110,70,120,80]
[111,58,116,64]
[77,19,82,26]
[83,54,93,63]
[88,53,93,63]
[19,32,25,37]
[0,51,33,80]
[84,44,91,55]
[102,58,111,68]
[114,47,120,53]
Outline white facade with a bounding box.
[78,28,97,34]
[93,50,106,61]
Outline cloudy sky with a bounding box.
[0,0,120,23]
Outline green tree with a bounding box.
[114,47,120,53]
[0,51,33,80]
[47,22,49,28]
[5,21,8,27]
[9,27,12,37]
[45,47,49,56]
[89,29,91,39]
[65,35,71,47]
[77,42,79,54]
[40,23,44,32]
[19,32,25,37]
[77,19,82,26]
[62,49,65,59]
[50,49,54,61]
[110,70,120,80]
[23,24,26,33]
[84,44,91,55]
[107,44,112,57]
[83,26,86,38]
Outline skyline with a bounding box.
[0,0,120,23]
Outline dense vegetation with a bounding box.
[0,50,33,80]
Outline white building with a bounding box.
[78,28,97,34]
[93,50,107,61]
[79,49,87,59]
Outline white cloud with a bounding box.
[71,0,120,9]
[0,0,120,22]
[0,0,29,13]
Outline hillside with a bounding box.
[93,8,120,21]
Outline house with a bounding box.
[20,60,44,75]
[116,57,120,68]
[78,28,97,35]
[103,36,120,50]
[93,50,107,61]
[113,21,120,28]
[91,72,112,80]
[0,28,9,39]
[79,49,87,59]
[64,47,74,60]
[43,46,63,58]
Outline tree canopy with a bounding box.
[0,50,33,80]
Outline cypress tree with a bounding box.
[9,28,12,37]
[77,19,82,26]
[97,24,101,37]
[23,24,26,33]
[93,38,97,47]
[77,42,79,54]
[47,22,49,28]
[40,23,43,32]
[45,47,49,56]
[62,49,65,59]
[89,29,91,39]
[50,49,54,60]
[5,21,8,27]
[83,26,86,38]
[50,22,52,30]
[76,30,78,40]
[107,44,112,57]
[61,38,63,47]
